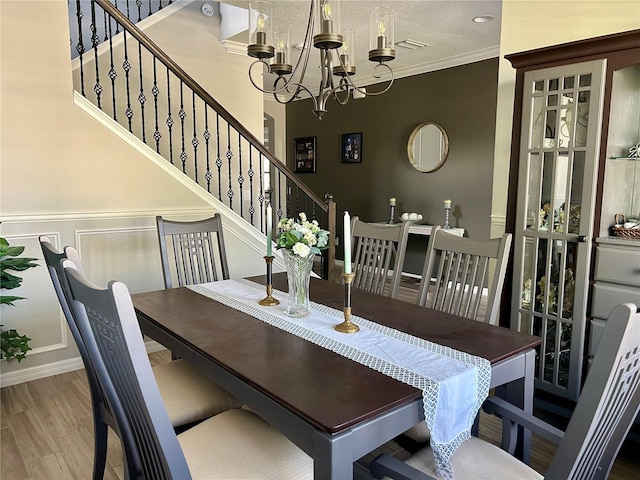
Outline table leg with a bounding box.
[312,430,354,479]
[496,348,535,464]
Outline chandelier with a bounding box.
[246,0,395,119]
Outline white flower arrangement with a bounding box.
[276,212,330,257]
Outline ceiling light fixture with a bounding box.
[396,39,429,50]
[472,15,494,23]
[246,0,395,119]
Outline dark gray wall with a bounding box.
[286,58,499,273]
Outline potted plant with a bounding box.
[1,237,38,362]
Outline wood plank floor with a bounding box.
[2,276,639,479]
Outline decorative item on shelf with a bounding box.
[276,212,330,317]
[246,0,395,120]
[400,212,423,223]
[536,268,575,317]
[629,142,640,158]
[612,213,640,238]
[443,199,452,229]
[388,197,396,224]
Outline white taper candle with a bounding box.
[343,211,352,274]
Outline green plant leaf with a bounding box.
[1,295,25,306]
[1,257,39,271]
[1,271,23,290]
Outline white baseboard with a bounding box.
[0,341,166,387]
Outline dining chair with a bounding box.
[39,237,242,479]
[403,227,512,445]
[416,226,512,326]
[62,260,313,480]
[370,302,640,480]
[156,214,230,289]
[350,217,411,298]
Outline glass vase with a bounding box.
[282,249,314,317]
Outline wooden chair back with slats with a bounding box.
[417,226,512,325]
[156,214,230,289]
[350,217,411,299]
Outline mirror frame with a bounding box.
[407,122,449,173]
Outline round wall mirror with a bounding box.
[407,122,449,172]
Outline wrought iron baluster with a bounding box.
[248,146,255,225]
[191,91,199,184]
[137,41,146,143]
[276,172,283,222]
[107,16,117,121]
[152,58,161,153]
[122,31,134,131]
[75,0,85,96]
[178,81,187,174]
[227,123,233,209]
[216,113,222,200]
[259,151,265,233]
[103,6,108,41]
[238,132,244,217]
[166,68,174,164]
[90,1,103,108]
[204,106,212,193]
[114,0,121,33]
[135,0,142,22]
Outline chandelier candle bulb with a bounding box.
[321,0,334,33]
[390,197,396,206]
[444,199,452,209]
[343,211,352,274]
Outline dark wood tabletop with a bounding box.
[132,273,540,435]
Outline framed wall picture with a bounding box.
[342,132,362,163]
[294,136,317,173]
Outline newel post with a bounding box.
[325,193,336,282]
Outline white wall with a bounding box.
[490,0,640,238]
[0,0,270,384]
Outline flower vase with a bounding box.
[282,249,314,317]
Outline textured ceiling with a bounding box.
[218,0,502,91]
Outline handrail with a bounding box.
[94,0,327,212]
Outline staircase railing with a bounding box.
[71,0,336,278]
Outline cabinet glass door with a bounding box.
[511,60,605,401]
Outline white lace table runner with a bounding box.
[188,279,491,479]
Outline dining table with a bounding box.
[132,273,541,480]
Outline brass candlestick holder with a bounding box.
[335,272,359,333]
[259,256,280,306]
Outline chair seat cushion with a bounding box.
[405,437,543,480]
[153,359,242,427]
[178,408,313,479]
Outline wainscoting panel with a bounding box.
[0,209,269,385]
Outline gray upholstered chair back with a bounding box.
[350,217,411,299]
[63,261,191,479]
[156,214,230,289]
[417,226,512,325]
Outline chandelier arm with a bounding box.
[332,78,351,105]
[277,0,316,94]
[340,62,395,96]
